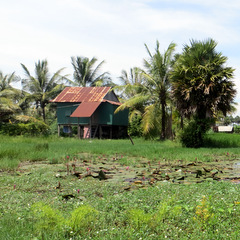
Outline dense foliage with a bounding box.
[21,60,66,122]
[0,39,237,147]
[116,41,176,140]
[172,39,236,147]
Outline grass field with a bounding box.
[1,134,240,239]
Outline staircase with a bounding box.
[85,125,99,139]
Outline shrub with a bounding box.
[181,118,211,148]
[128,114,143,137]
[0,121,50,136]
[194,196,214,229]
[234,125,240,133]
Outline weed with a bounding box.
[31,202,64,234]
[67,205,99,235]
[126,208,151,229]
[194,195,214,229]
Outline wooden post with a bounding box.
[110,126,112,139]
[58,124,60,137]
[78,126,81,139]
[128,134,134,145]
[89,117,92,139]
[99,125,102,139]
[77,118,80,139]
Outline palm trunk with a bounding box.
[161,101,166,140]
[180,116,184,129]
[42,106,46,122]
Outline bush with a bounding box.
[234,125,240,133]
[128,114,143,137]
[181,118,211,148]
[0,121,50,136]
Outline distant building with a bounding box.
[51,87,128,139]
[213,126,234,133]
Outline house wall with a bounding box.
[103,91,119,102]
[57,102,128,126]
[56,103,89,125]
[93,102,128,126]
[113,105,129,126]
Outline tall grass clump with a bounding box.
[66,205,99,235]
[204,133,240,148]
[30,202,98,238]
[31,202,64,236]
[126,209,151,229]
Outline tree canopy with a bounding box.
[21,60,66,122]
[0,71,22,121]
[116,41,176,139]
[70,56,113,87]
[171,39,236,147]
[171,39,236,120]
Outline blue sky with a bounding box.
[1,0,240,115]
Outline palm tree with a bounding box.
[171,39,236,147]
[0,71,17,91]
[0,71,22,121]
[70,56,113,87]
[172,38,236,120]
[113,68,145,137]
[21,60,66,122]
[118,67,145,98]
[116,41,176,139]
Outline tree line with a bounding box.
[0,38,237,147]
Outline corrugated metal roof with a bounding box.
[103,100,121,106]
[70,102,101,117]
[51,87,111,103]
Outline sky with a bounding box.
[1,0,240,115]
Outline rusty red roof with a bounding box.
[70,102,101,118]
[102,100,121,106]
[51,87,111,103]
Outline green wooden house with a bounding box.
[51,87,128,138]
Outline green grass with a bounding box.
[1,165,240,239]
[1,133,240,170]
[1,134,240,239]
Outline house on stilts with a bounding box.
[50,87,128,139]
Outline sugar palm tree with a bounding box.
[21,60,66,122]
[172,39,236,120]
[116,41,176,139]
[171,39,236,147]
[70,56,113,87]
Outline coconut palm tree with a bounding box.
[116,41,176,139]
[21,60,66,122]
[0,71,23,121]
[117,67,145,99]
[70,56,113,87]
[171,38,236,120]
